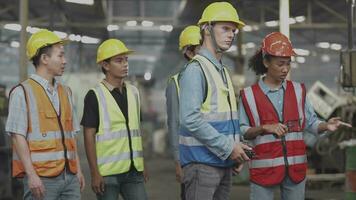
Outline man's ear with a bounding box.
[101,61,110,72]
[40,54,49,65]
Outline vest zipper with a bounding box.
[264,92,289,172]
[126,121,134,168]
[31,79,70,172]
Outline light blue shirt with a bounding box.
[238,78,322,135]
[179,48,235,161]
[6,74,80,136]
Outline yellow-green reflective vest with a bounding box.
[179,55,239,167]
[93,82,144,176]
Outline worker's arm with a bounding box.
[75,142,85,192]
[238,96,287,140]
[180,62,249,161]
[83,127,104,194]
[12,133,45,199]
[165,79,182,182]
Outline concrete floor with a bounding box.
[81,156,345,200]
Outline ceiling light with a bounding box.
[330,43,342,51]
[107,24,119,31]
[288,18,296,25]
[10,41,20,48]
[81,36,100,44]
[316,42,330,49]
[243,25,252,32]
[295,16,306,23]
[26,26,40,34]
[144,72,152,81]
[65,0,94,5]
[126,20,137,27]
[141,20,154,27]
[293,48,310,56]
[159,25,173,32]
[265,20,279,27]
[4,23,21,31]
[296,56,306,64]
[69,34,82,42]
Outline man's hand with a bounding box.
[232,162,244,175]
[175,161,183,183]
[28,173,45,200]
[77,170,85,192]
[327,117,352,131]
[91,172,105,195]
[229,142,251,162]
[262,123,288,138]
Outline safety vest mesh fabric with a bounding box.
[12,79,78,178]
[179,55,239,167]
[240,80,307,186]
[93,83,144,176]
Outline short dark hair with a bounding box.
[31,45,54,67]
[183,45,199,61]
[100,57,112,74]
[248,50,274,75]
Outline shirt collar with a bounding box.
[30,74,58,91]
[198,47,224,71]
[258,76,287,94]
[101,79,125,92]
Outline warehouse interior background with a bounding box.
[0,0,356,199]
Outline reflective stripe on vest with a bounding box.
[170,74,180,97]
[179,55,239,167]
[12,79,77,177]
[93,82,144,176]
[241,80,307,186]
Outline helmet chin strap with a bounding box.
[207,23,235,55]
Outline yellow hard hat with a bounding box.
[26,29,65,60]
[179,25,201,51]
[198,2,245,28]
[96,39,134,63]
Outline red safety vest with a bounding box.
[240,80,307,186]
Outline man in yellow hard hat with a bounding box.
[81,39,147,200]
[178,2,251,199]
[166,25,201,200]
[6,29,85,200]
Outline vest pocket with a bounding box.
[29,139,57,152]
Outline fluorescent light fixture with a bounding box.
[81,36,100,44]
[296,56,305,64]
[243,25,252,32]
[4,23,21,31]
[107,24,119,31]
[69,34,82,42]
[293,48,310,56]
[26,26,40,34]
[252,25,259,31]
[144,72,152,81]
[126,20,137,27]
[65,0,94,5]
[10,41,20,48]
[295,16,306,23]
[330,43,342,51]
[159,25,173,32]
[288,18,296,25]
[54,31,68,39]
[141,20,154,27]
[316,42,330,49]
[265,20,279,27]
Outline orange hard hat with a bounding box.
[261,32,296,57]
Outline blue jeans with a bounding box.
[250,176,306,200]
[23,170,80,200]
[97,168,147,200]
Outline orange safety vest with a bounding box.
[240,80,307,186]
[12,78,78,177]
